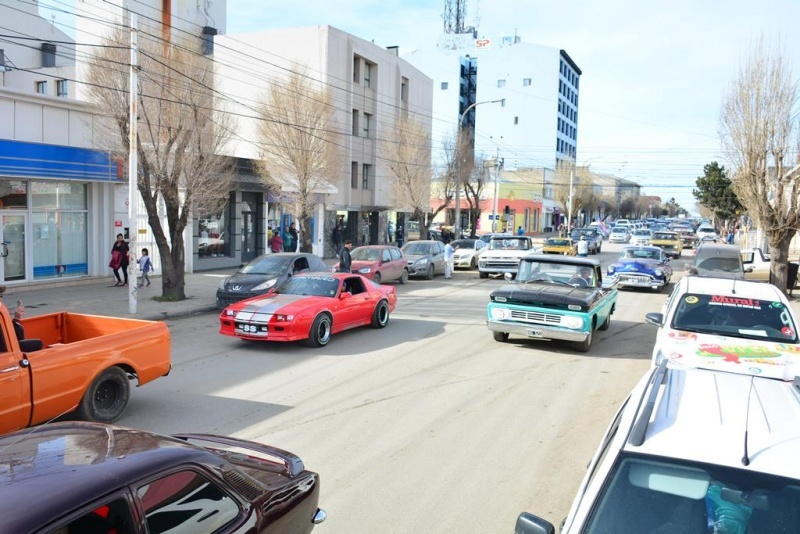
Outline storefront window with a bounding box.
[32,182,87,279]
[0,181,28,208]
[199,199,231,258]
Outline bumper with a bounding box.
[407,264,431,276]
[453,257,474,268]
[217,291,261,309]
[613,275,665,289]
[487,320,589,342]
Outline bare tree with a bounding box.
[720,39,800,291]
[387,114,435,240]
[464,155,489,237]
[553,162,594,227]
[255,67,342,252]
[86,25,235,300]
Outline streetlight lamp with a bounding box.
[455,99,505,237]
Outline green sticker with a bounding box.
[770,302,784,309]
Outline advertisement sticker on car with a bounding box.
[236,322,268,336]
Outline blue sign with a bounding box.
[0,139,119,182]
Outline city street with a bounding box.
[115,243,687,533]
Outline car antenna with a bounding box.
[742,375,754,466]
[732,276,737,295]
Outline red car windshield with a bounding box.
[351,248,381,261]
[274,276,339,298]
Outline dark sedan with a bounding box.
[216,253,328,308]
[0,422,325,534]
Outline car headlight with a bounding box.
[218,278,228,290]
[415,258,429,265]
[251,278,277,291]
[607,266,615,274]
[358,267,372,274]
[564,316,583,329]
[489,307,510,320]
[275,314,294,322]
[654,269,663,276]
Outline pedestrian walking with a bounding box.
[387,221,395,244]
[577,235,589,257]
[517,226,524,236]
[558,223,565,237]
[283,224,294,252]
[109,233,129,286]
[444,239,456,279]
[338,240,353,273]
[332,224,343,255]
[396,225,404,248]
[289,222,299,252]
[271,231,283,253]
[137,248,153,287]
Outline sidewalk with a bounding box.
[4,257,341,320]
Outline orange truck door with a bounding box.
[0,352,30,433]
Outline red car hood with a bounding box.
[229,293,332,315]
[350,260,379,270]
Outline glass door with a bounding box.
[0,213,26,282]
[241,211,256,263]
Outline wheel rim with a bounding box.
[317,317,331,343]
[95,381,120,412]
[379,303,389,324]
[428,265,434,278]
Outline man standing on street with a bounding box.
[444,239,456,279]
[338,240,353,273]
[577,235,589,257]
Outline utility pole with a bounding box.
[567,166,574,237]
[128,11,139,314]
[491,150,502,233]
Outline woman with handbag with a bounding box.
[109,233,130,286]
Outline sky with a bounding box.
[224,0,800,213]
[36,0,800,213]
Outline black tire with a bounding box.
[493,331,509,342]
[306,313,332,347]
[479,271,489,279]
[371,300,390,328]
[399,269,408,284]
[470,257,477,269]
[426,264,435,280]
[373,272,382,284]
[653,283,664,293]
[599,313,611,331]
[75,366,130,423]
[575,326,593,353]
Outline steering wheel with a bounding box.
[568,276,589,287]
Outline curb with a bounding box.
[140,304,218,321]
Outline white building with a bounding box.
[215,25,433,256]
[404,33,581,230]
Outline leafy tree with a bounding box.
[693,162,742,223]
[720,40,800,291]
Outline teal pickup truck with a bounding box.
[486,256,618,352]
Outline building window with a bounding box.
[497,79,506,88]
[56,79,68,98]
[352,109,359,136]
[514,116,519,125]
[401,77,409,104]
[198,195,233,259]
[363,113,371,138]
[441,82,449,90]
[351,162,359,189]
[35,81,47,95]
[362,164,371,189]
[523,78,531,87]
[364,61,374,88]
[32,182,88,279]
[353,55,360,83]
[41,43,56,68]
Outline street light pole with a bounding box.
[456,99,504,238]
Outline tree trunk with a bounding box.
[157,230,186,300]
[299,213,313,253]
[768,232,795,294]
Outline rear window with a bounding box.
[652,233,677,240]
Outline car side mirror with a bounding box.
[744,265,754,273]
[645,312,664,326]
[514,513,556,534]
[504,272,513,281]
[340,291,353,299]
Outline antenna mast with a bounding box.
[443,0,467,34]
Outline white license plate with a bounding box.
[526,328,542,337]
[235,322,268,336]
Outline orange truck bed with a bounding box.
[0,306,171,434]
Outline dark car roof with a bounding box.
[0,422,220,532]
[522,254,601,268]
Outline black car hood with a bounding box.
[223,272,283,291]
[491,283,600,309]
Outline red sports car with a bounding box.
[219,273,397,347]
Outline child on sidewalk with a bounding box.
[138,248,153,287]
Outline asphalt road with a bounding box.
[116,243,698,533]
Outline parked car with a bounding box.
[0,302,171,434]
[451,238,487,269]
[216,253,329,309]
[645,275,798,366]
[487,256,617,352]
[649,231,683,258]
[606,246,673,292]
[219,273,397,347]
[516,355,800,533]
[0,422,326,534]
[542,237,577,256]
[629,228,652,246]
[332,245,408,284]
[741,247,771,281]
[690,243,745,279]
[570,228,602,254]
[609,226,631,244]
[478,235,539,279]
[402,240,446,279]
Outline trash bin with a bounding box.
[788,261,799,295]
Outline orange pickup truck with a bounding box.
[0,304,171,434]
